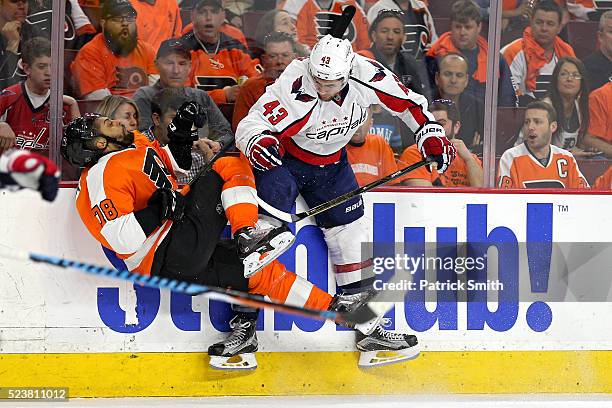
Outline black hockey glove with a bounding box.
[134,188,186,236]
[168,101,207,169]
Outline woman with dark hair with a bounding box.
[544,57,598,156]
[516,57,598,157]
[253,9,309,59]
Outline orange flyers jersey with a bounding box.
[71,33,158,98]
[439,153,482,187]
[189,33,261,105]
[279,0,370,51]
[594,166,612,190]
[131,0,182,51]
[498,143,589,189]
[588,82,612,143]
[397,145,437,183]
[346,134,399,187]
[76,131,182,276]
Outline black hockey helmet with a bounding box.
[61,114,104,168]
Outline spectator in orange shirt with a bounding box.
[278,0,370,51]
[346,106,399,187]
[583,82,612,158]
[594,165,612,190]
[498,100,588,188]
[501,0,575,106]
[253,9,310,59]
[131,0,182,51]
[398,99,483,187]
[182,0,260,105]
[232,31,296,131]
[70,0,158,99]
[0,0,28,90]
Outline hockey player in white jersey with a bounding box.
[235,33,456,367]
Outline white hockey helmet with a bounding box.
[308,34,355,86]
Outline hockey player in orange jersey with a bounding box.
[498,100,588,189]
[60,103,377,370]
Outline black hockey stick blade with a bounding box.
[328,5,356,38]
[0,247,372,326]
[256,159,433,223]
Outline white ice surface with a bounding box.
[10,395,612,408]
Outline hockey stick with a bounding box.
[255,159,432,223]
[0,247,372,326]
[328,5,356,38]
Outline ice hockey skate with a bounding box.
[355,319,420,368]
[329,291,420,367]
[235,222,295,278]
[208,314,259,370]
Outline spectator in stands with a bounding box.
[498,100,588,188]
[366,0,437,59]
[515,56,598,157]
[434,53,484,151]
[143,88,215,183]
[24,0,96,50]
[232,31,295,131]
[583,10,612,93]
[583,82,612,157]
[253,9,310,58]
[132,37,233,142]
[0,0,28,89]
[182,0,260,105]
[71,0,158,99]
[359,8,432,100]
[346,106,399,187]
[594,165,612,189]
[96,95,140,132]
[427,0,517,107]
[0,37,79,155]
[398,99,483,187]
[501,0,575,106]
[278,0,370,51]
[130,0,182,51]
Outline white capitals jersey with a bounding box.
[235,54,435,166]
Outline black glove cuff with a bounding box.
[134,205,162,237]
[169,141,193,170]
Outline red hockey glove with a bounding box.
[246,133,284,172]
[416,122,456,173]
[1,149,60,201]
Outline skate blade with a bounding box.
[243,231,295,278]
[357,345,421,368]
[209,353,258,370]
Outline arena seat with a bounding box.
[81,6,101,32]
[218,103,235,124]
[496,107,525,155]
[566,21,599,61]
[242,11,266,42]
[180,8,192,28]
[576,159,611,186]
[428,0,454,19]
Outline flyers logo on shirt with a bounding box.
[113,67,148,91]
[403,24,430,58]
[315,12,357,43]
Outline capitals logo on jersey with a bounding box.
[291,76,316,102]
[315,12,357,43]
[367,60,386,82]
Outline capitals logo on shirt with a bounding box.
[315,12,357,43]
[291,76,316,102]
[367,60,386,82]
